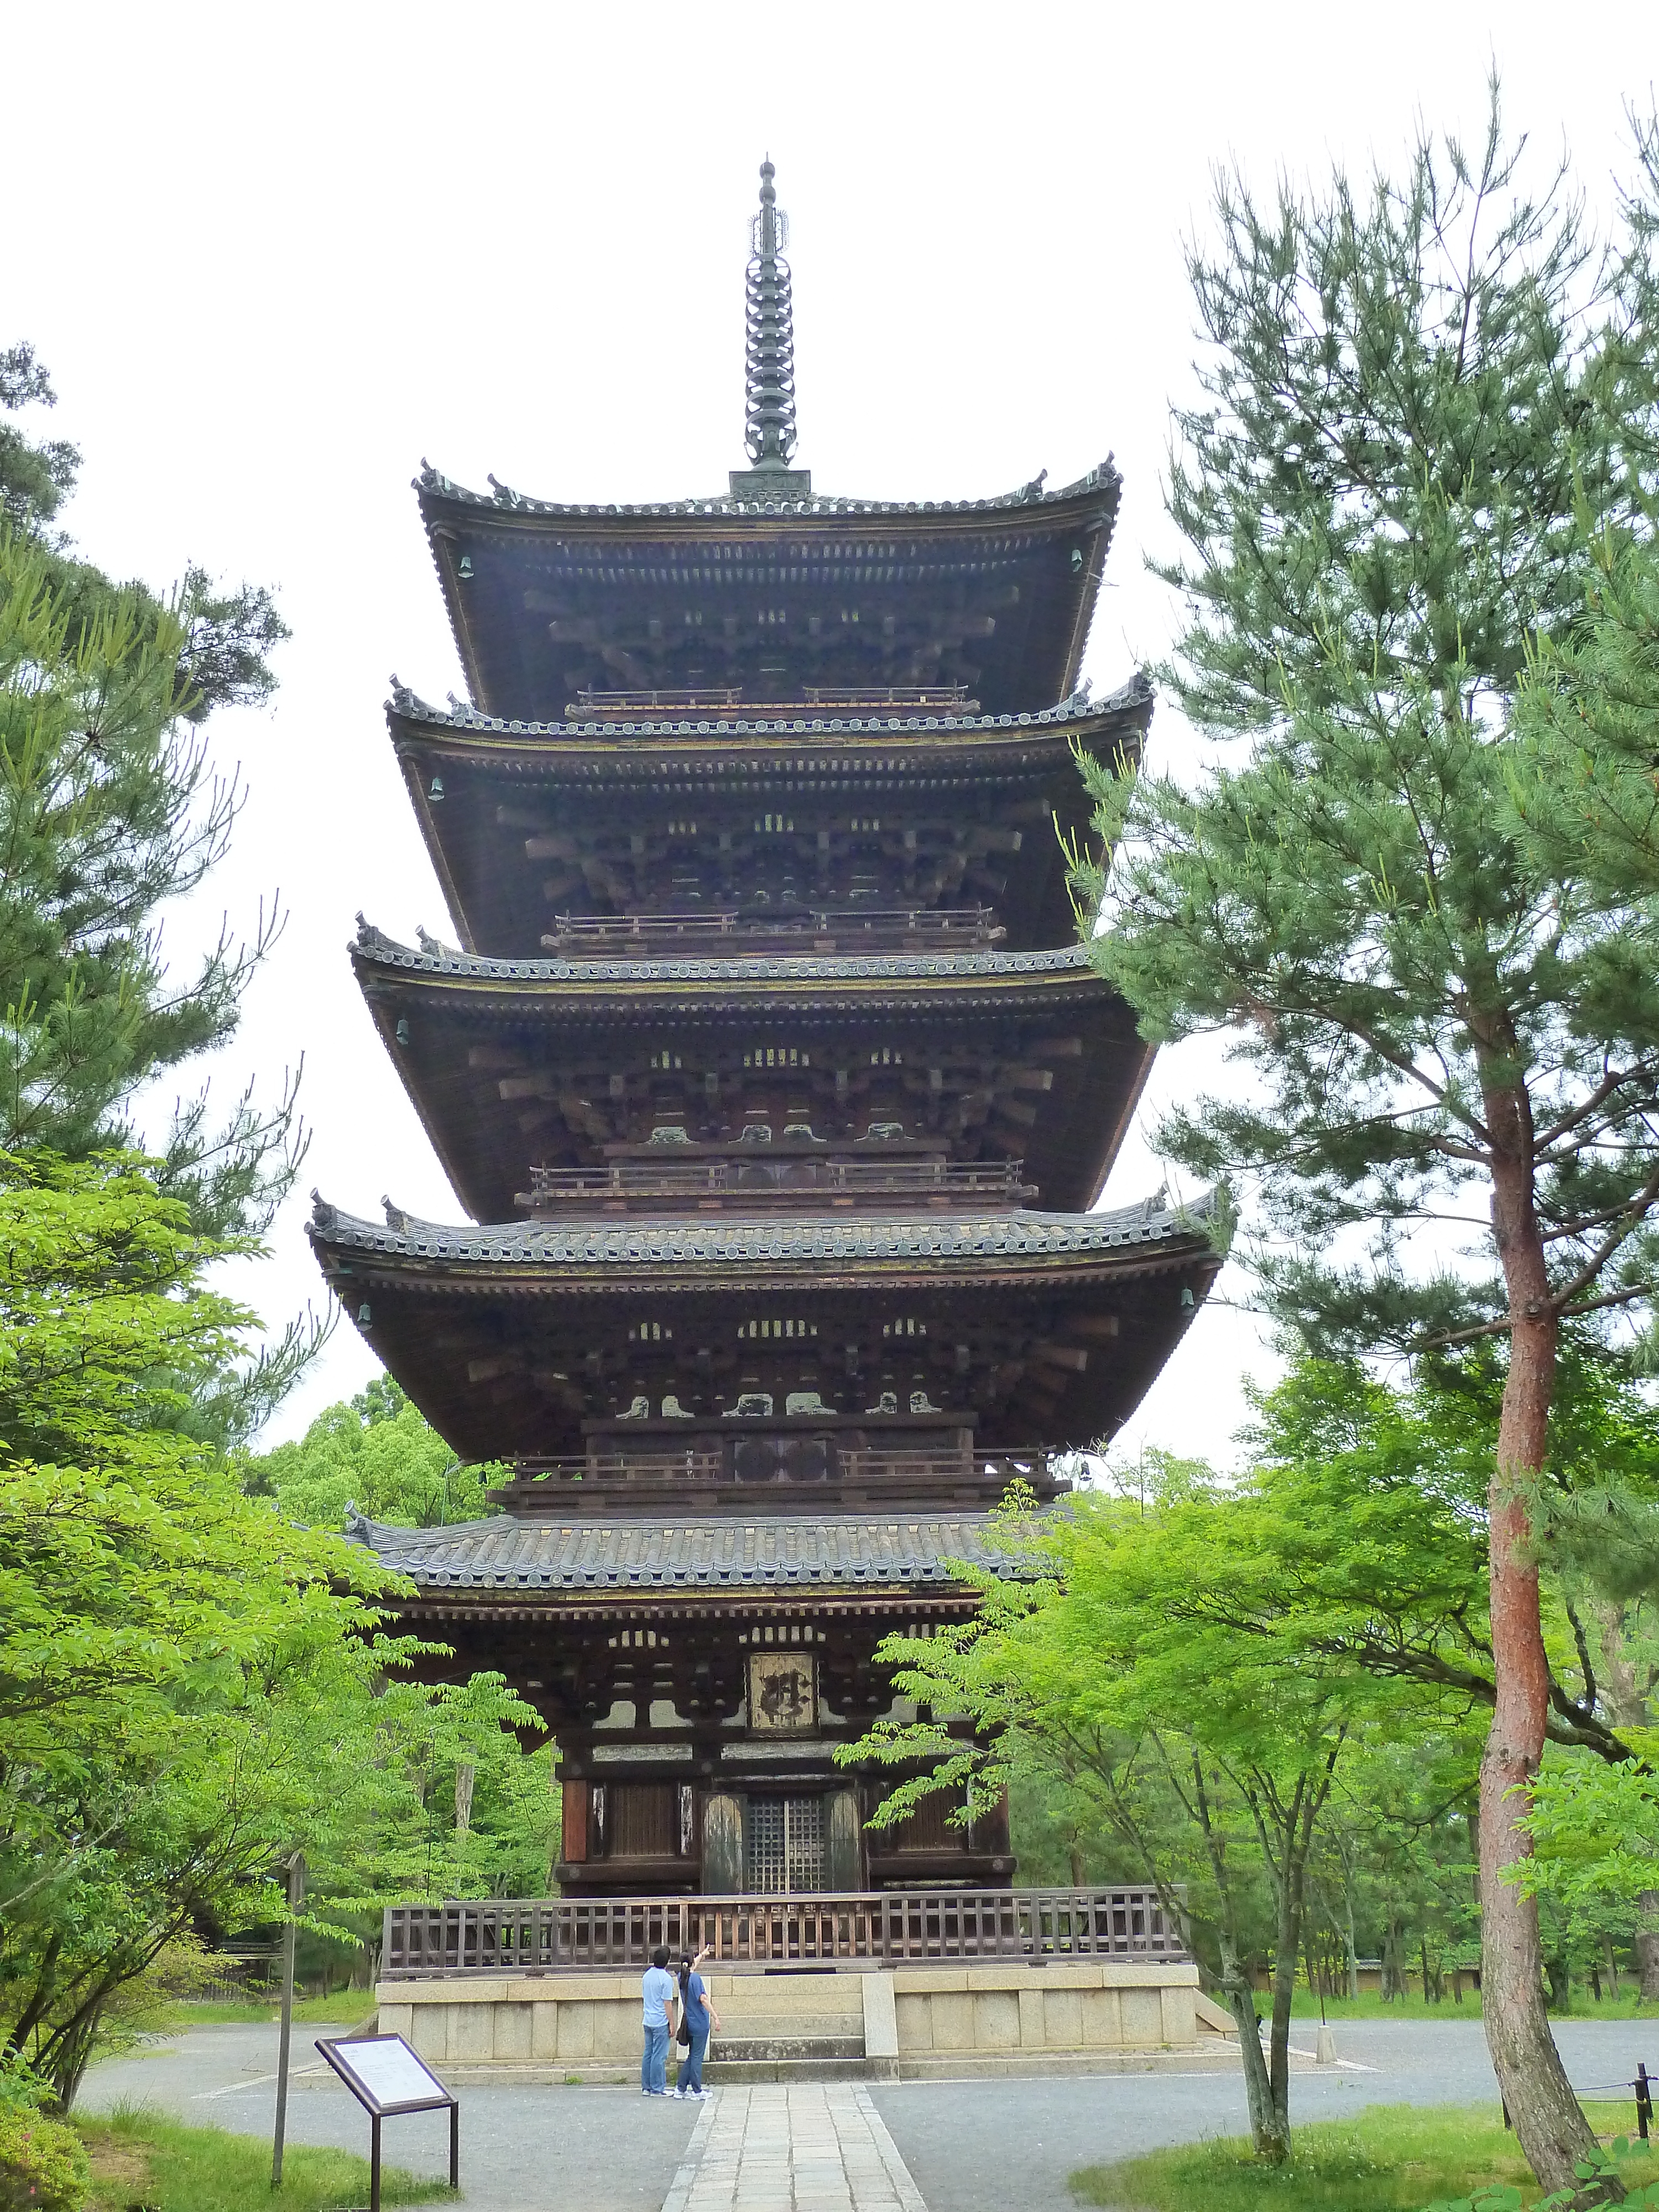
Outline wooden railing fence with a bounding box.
[381,1887,1184,1978]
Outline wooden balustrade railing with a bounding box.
[568,685,975,717]
[541,907,1003,952]
[381,1887,1184,1978]
[503,1446,1052,1491]
[523,1156,1030,1205]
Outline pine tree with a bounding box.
[1074,92,1659,2195]
[0,348,296,1250]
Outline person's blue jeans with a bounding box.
[641,2021,669,2093]
[677,2025,709,2094]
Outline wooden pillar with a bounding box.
[562,1779,588,1863]
[703,1793,743,1893]
[825,1788,862,1891]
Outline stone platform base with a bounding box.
[374,1960,1239,2083]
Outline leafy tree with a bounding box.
[0,1151,392,2094]
[0,1150,373,1759]
[241,1377,507,1530]
[842,1470,1381,2161]
[0,1154,550,2103]
[1072,95,1659,2193]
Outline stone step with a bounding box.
[703,2034,864,2064]
[701,2053,874,2084]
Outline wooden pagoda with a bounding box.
[311,163,1218,1901]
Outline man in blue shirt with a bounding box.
[674,1945,721,2100]
[640,1944,678,2096]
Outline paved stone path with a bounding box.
[661,2086,926,2212]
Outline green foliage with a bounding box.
[1425,2139,1659,2211]
[0,1151,377,1760]
[0,1153,555,2105]
[0,2101,89,2212]
[241,1378,507,1530]
[1519,1757,1659,1913]
[843,1443,1395,2158]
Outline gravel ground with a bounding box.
[76,2014,1659,2212]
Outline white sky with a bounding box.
[4,2,1655,1458]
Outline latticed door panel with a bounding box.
[746,1796,785,1892]
[785,1795,823,1891]
[745,1794,824,1893]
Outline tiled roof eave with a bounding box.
[414,459,1123,526]
[342,1506,1044,1595]
[383,673,1152,753]
[307,1197,1219,1275]
[348,932,1099,992]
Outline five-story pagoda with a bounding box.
[312,164,1218,1900]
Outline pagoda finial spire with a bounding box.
[744,157,798,468]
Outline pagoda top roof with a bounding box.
[416,456,1120,528]
[417,460,1121,722]
[344,1505,1027,1597]
[310,1190,1213,1270]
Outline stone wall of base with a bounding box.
[375,1959,1225,2074]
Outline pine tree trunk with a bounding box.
[1481,1100,1615,2199]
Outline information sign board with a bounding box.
[316,2033,452,2115]
[314,2036,457,2212]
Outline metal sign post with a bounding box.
[314,2034,458,2212]
[271,1850,305,2188]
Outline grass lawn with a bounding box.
[77,2105,450,2211]
[1069,2102,1655,2210]
[1288,1990,1659,2021]
[133,1992,379,2031]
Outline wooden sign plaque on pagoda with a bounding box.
[310,162,1219,1903]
